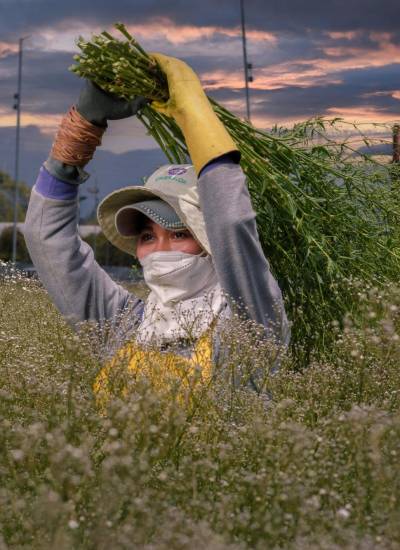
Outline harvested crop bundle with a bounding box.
[71,23,400,364]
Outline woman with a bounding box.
[24,53,289,393]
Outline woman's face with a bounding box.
[136,218,203,261]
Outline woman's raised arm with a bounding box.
[24,81,147,327]
[150,53,289,347]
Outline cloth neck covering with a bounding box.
[136,251,227,345]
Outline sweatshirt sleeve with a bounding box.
[24,166,143,327]
[197,162,290,347]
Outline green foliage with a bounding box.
[71,24,400,365]
[0,227,31,263]
[1,274,400,548]
[0,171,31,222]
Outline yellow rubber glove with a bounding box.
[150,53,239,175]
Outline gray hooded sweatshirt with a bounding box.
[24,160,290,379]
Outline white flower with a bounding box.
[336,507,350,519]
[10,449,24,461]
[68,520,79,529]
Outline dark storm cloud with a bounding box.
[208,63,400,122]
[0,50,81,115]
[0,0,398,150]
[0,47,235,117]
[1,44,399,127]
[256,65,400,120]
[0,123,166,202]
[0,0,398,42]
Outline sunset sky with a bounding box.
[0,0,399,195]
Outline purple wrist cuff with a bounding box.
[35,166,79,200]
[199,154,237,177]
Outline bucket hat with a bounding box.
[97,164,211,256]
[115,198,186,236]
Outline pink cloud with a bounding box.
[32,18,277,54]
[318,32,400,71]
[125,18,277,45]
[0,41,18,58]
[0,108,61,132]
[202,64,343,92]
[326,105,398,123]
[1,21,398,132]
[326,31,361,41]
[197,31,400,98]
[362,90,400,101]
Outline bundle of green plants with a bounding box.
[70,23,400,364]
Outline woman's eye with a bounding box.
[173,231,190,239]
[139,232,154,242]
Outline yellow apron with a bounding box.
[93,331,214,411]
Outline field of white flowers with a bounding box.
[1,267,400,549]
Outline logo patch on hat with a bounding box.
[168,167,187,176]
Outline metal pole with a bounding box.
[11,38,24,264]
[240,0,251,122]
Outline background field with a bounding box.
[1,269,399,549]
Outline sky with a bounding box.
[0,0,399,207]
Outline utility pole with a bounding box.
[11,37,25,264]
[240,0,253,123]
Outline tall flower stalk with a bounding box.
[70,23,400,364]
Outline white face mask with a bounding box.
[140,250,218,306]
[137,251,228,345]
